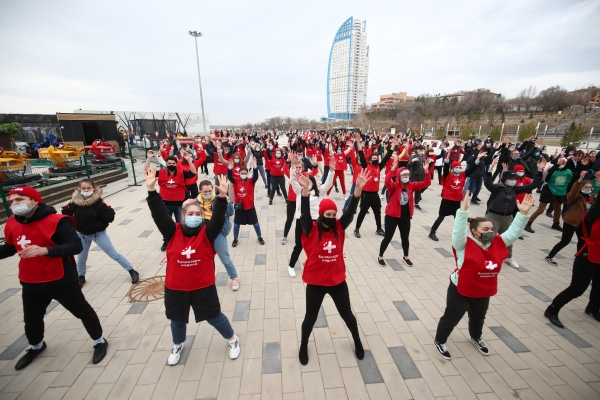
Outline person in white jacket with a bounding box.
[434,142,447,185]
[286,154,335,277]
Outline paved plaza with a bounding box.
[0,172,599,400]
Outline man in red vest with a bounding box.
[0,187,107,370]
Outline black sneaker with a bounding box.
[471,200,479,205]
[258,237,265,245]
[429,232,439,242]
[546,211,553,218]
[545,256,558,266]
[335,187,339,193]
[78,275,86,288]
[354,229,361,238]
[434,341,451,360]
[128,269,140,284]
[518,236,524,240]
[378,258,386,266]
[551,222,563,232]
[232,239,239,247]
[584,303,600,322]
[414,204,422,210]
[160,242,167,252]
[299,344,308,365]
[403,258,413,267]
[470,337,489,356]
[524,223,535,233]
[375,229,385,236]
[277,192,282,197]
[92,339,108,364]
[15,342,47,370]
[269,200,273,205]
[544,305,564,328]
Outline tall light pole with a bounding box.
[188,30,207,134]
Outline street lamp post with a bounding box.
[188,30,207,134]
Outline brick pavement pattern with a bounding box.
[0,173,599,400]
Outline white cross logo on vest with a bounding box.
[167,179,175,184]
[454,179,460,185]
[181,246,196,259]
[323,241,337,254]
[16,235,31,250]
[239,187,245,192]
[485,261,498,270]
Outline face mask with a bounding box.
[516,172,525,177]
[268,146,273,151]
[234,159,240,164]
[371,160,379,166]
[453,168,461,174]
[534,152,540,157]
[81,190,94,197]
[429,152,434,155]
[167,165,177,172]
[581,189,592,195]
[558,165,565,169]
[477,231,495,243]
[418,151,425,156]
[217,150,223,154]
[11,202,34,216]
[322,216,336,228]
[401,177,409,183]
[543,150,547,154]
[506,180,516,187]
[240,174,248,180]
[569,152,574,156]
[201,193,213,200]
[509,147,515,151]
[275,154,282,158]
[184,216,202,228]
[336,150,342,154]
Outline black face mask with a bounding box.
[322,216,336,228]
[167,165,177,172]
[371,160,379,166]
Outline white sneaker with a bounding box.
[228,336,240,360]
[379,195,384,201]
[167,344,183,366]
[231,278,240,291]
[281,237,287,245]
[288,267,297,278]
[504,258,520,269]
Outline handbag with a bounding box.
[234,202,243,210]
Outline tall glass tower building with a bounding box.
[327,17,369,120]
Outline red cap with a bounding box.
[514,165,525,171]
[8,186,42,204]
[318,198,338,215]
[451,161,461,169]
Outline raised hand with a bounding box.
[461,190,472,211]
[477,151,488,160]
[288,152,297,164]
[579,170,588,181]
[355,169,372,190]
[182,198,198,208]
[145,166,157,190]
[147,150,154,159]
[215,175,229,196]
[311,154,317,165]
[491,157,499,168]
[329,155,336,169]
[502,162,508,171]
[295,171,311,189]
[517,193,535,215]
[537,158,547,171]
[423,158,430,169]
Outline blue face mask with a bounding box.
[535,152,540,157]
[185,216,202,228]
[201,194,213,200]
[401,177,409,183]
[581,189,592,195]
[11,202,34,216]
[506,180,516,187]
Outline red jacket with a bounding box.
[384,170,431,218]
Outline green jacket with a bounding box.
[547,169,573,196]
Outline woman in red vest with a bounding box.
[267,147,288,205]
[145,168,241,366]
[228,159,265,247]
[433,191,534,360]
[545,194,600,328]
[295,169,371,365]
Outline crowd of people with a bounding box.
[1,127,599,370]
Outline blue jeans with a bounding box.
[214,233,238,279]
[468,177,483,199]
[171,312,234,344]
[76,230,133,276]
[343,183,356,210]
[321,166,330,184]
[164,203,182,242]
[257,164,267,186]
[463,177,470,197]
[233,223,262,239]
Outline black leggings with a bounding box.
[289,219,310,268]
[431,214,454,233]
[269,176,287,200]
[548,223,579,258]
[435,166,443,184]
[284,201,296,238]
[201,161,209,175]
[301,281,360,344]
[355,192,382,230]
[552,254,600,311]
[379,213,411,257]
[186,184,199,199]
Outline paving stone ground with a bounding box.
[1,171,599,400]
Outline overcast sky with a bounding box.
[1,0,598,125]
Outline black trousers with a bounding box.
[321,166,330,184]
[186,184,199,199]
[269,176,287,200]
[23,282,103,345]
[355,191,382,230]
[552,254,600,312]
[200,161,209,175]
[289,219,306,268]
[435,282,489,344]
[284,200,296,238]
[301,281,360,344]
[379,212,411,257]
[548,223,578,258]
[414,189,422,205]
[431,214,453,233]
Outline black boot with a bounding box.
[585,303,600,322]
[524,222,535,233]
[15,342,47,370]
[299,343,308,365]
[78,275,86,288]
[354,337,365,360]
[92,339,108,364]
[128,269,140,284]
[429,232,439,242]
[551,222,563,232]
[544,304,564,328]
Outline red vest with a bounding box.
[576,216,600,263]
[334,152,348,170]
[270,157,286,176]
[179,160,200,186]
[165,224,215,291]
[263,150,272,170]
[213,152,228,174]
[160,145,171,160]
[453,236,508,298]
[234,177,255,210]
[158,168,186,201]
[362,164,382,192]
[515,177,532,202]
[5,214,74,283]
[441,172,466,201]
[301,220,346,286]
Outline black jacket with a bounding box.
[62,189,115,235]
[484,171,542,216]
[0,203,82,292]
